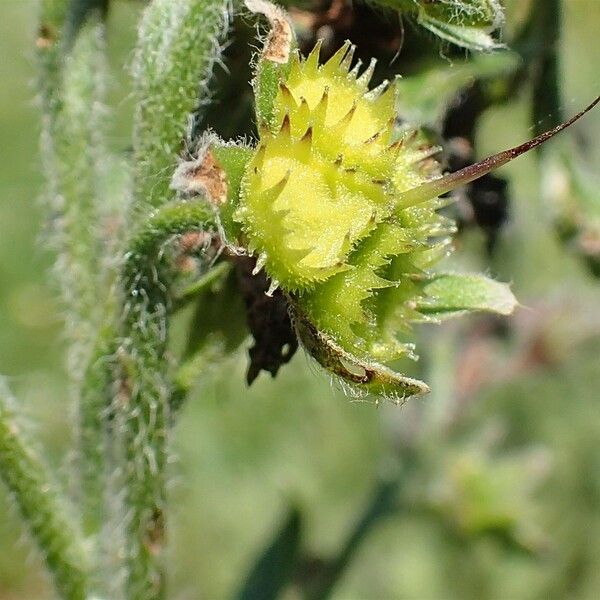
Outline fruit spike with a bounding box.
[280,113,291,135]
[252,253,268,275]
[364,80,390,101]
[278,82,297,112]
[333,102,357,132]
[303,39,322,75]
[339,44,356,72]
[322,41,354,76]
[266,279,280,297]
[349,59,363,80]
[312,87,329,124]
[364,131,382,145]
[398,95,600,209]
[300,126,313,144]
[258,171,290,205]
[357,58,377,89]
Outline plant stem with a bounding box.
[38,0,68,116]
[38,3,113,573]
[171,260,231,312]
[64,0,110,45]
[78,322,116,540]
[304,477,403,600]
[119,200,216,599]
[131,0,232,221]
[530,0,563,136]
[0,380,89,600]
[38,13,108,379]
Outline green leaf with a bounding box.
[542,145,600,277]
[236,507,302,600]
[370,0,504,51]
[417,15,501,51]
[395,51,522,128]
[171,265,248,414]
[416,273,518,319]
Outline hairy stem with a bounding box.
[38,11,108,379]
[118,200,216,599]
[64,0,110,44]
[0,380,89,600]
[131,0,232,221]
[78,322,116,541]
[38,3,113,571]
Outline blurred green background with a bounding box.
[1,1,599,598]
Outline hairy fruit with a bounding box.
[236,41,452,368]
[207,7,598,399]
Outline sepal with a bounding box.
[415,272,518,319]
[377,0,505,51]
[293,307,429,403]
[245,0,297,129]
[171,136,254,246]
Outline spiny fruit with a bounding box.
[236,41,453,363]
[216,9,598,399]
